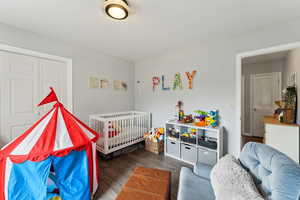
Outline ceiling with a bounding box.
[1,0,300,61]
[242,50,290,64]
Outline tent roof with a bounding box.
[0,90,99,163]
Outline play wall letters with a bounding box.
[152,70,197,91]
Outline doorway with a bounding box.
[237,42,300,151]
[241,52,285,146]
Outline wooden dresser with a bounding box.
[264,116,300,163]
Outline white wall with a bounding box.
[242,59,285,133]
[283,48,300,124]
[0,23,134,123]
[134,18,300,156]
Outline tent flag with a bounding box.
[38,87,59,107]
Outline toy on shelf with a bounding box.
[181,114,193,123]
[180,128,197,144]
[167,127,180,139]
[208,110,219,127]
[190,128,197,137]
[176,101,184,121]
[194,110,207,127]
[194,110,219,128]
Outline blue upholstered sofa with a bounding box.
[177,142,300,200]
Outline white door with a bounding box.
[250,72,281,137]
[0,51,69,146]
[0,52,40,146]
[40,59,68,114]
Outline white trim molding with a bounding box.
[236,41,300,153]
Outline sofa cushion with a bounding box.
[239,142,300,200]
[210,154,263,200]
[193,162,213,180]
[178,167,215,200]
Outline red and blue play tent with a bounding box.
[0,88,99,200]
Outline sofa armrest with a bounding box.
[193,162,213,180]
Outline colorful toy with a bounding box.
[108,121,120,138]
[167,127,180,139]
[208,110,219,127]
[181,114,193,123]
[180,128,197,144]
[194,110,219,127]
[144,128,165,143]
[194,110,208,116]
[189,128,197,136]
[205,116,212,126]
[181,133,190,137]
[176,101,184,121]
[194,110,207,126]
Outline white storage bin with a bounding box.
[198,147,217,165]
[181,144,197,163]
[166,140,180,158]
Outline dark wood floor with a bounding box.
[95,149,191,200]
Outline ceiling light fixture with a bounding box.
[104,0,129,20]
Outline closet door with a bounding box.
[39,59,68,115]
[0,51,40,145]
[0,52,70,147]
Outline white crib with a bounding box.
[89,111,151,155]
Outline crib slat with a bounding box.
[110,120,114,149]
[139,115,142,139]
[119,120,122,146]
[143,115,145,137]
[114,120,116,147]
[130,115,133,143]
[115,120,118,147]
[123,119,126,145]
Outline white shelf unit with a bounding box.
[164,120,224,166]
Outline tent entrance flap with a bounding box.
[8,158,52,200]
[51,150,91,200]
